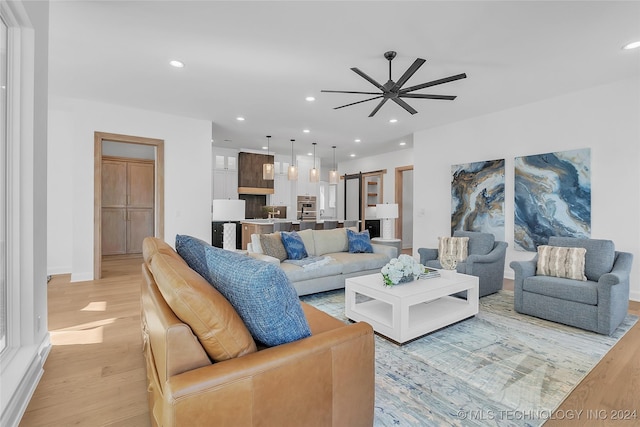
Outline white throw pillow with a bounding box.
[438,236,469,263]
[250,234,263,254]
[536,245,587,281]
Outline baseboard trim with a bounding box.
[71,271,94,282]
[629,291,640,302]
[0,335,51,427]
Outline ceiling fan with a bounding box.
[321,51,467,117]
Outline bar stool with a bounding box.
[343,220,358,228]
[323,220,338,230]
[273,221,292,232]
[299,221,316,231]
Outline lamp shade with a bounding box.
[376,203,398,219]
[212,199,245,221]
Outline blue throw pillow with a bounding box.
[281,231,308,260]
[347,229,373,253]
[175,235,311,346]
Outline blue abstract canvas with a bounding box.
[451,159,505,241]
[514,148,591,251]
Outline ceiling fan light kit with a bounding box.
[322,51,466,117]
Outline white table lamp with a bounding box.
[376,203,398,240]
[212,199,246,250]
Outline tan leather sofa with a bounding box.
[141,237,375,427]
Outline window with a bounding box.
[0,14,7,355]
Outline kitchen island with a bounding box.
[240,219,346,251]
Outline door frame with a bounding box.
[395,165,413,245]
[94,131,165,279]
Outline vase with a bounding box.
[398,275,414,284]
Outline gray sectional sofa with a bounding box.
[248,228,397,296]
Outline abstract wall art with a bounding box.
[514,148,591,251]
[451,159,505,241]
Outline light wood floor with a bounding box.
[20,257,640,426]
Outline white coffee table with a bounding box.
[345,272,479,344]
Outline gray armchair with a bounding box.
[418,231,508,297]
[510,237,633,335]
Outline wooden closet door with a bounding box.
[128,162,154,208]
[102,160,127,206]
[102,208,127,255]
[101,158,155,255]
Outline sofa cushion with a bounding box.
[453,231,495,255]
[281,231,308,260]
[536,245,587,281]
[314,228,349,256]
[438,236,469,262]
[149,251,257,361]
[176,235,311,347]
[297,229,316,257]
[347,229,373,253]
[280,259,344,282]
[260,232,287,261]
[548,237,615,281]
[523,275,598,305]
[330,252,390,274]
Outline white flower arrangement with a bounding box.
[381,254,423,286]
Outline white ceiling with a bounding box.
[48,1,640,165]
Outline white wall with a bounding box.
[413,77,640,299]
[337,148,414,219]
[48,97,212,281]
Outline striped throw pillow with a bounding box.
[438,236,469,262]
[536,245,587,281]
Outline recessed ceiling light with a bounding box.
[262,146,268,150]
[236,116,245,121]
[623,40,640,50]
[354,139,361,143]
[169,60,184,68]
[350,153,356,157]
[389,119,398,123]
[399,141,406,146]
[307,152,313,156]
[303,129,310,133]
[305,96,316,102]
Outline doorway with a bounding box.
[94,132,165,279]
[395,165,414,253]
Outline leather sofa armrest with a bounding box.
[161,321,374,427]
[247,252,280,266]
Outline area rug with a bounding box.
[300,290,637,427]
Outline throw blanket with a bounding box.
[284,256,333,271]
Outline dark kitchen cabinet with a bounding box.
[238,152,274,194]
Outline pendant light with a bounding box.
[309,142,319,183]
[262,135,274,180]
[329,145,339,185]
[288,139,298,181]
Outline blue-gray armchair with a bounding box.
[510,237,633,335]
[418,231,508,298]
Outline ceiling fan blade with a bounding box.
[321,90,382,95]
[334,95,383,110]
[351,67,386,91]
[391,97,418,115]
[399,73,467,94]
[400,93,457,100]
[392,58,426,91]
[368,98,389,117]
